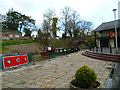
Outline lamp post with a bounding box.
[113,9,118,54]
[47,45,52,61]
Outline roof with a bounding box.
[1,30,22,34]
[95,19,120,31]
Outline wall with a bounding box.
[101,31,109,37]
[1,33,22,39]
[109,38,115,47]
[96,39,100,47]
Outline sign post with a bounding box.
[47,45,52,62]
[113,9,118,54]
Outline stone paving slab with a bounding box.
[1,51,113,89]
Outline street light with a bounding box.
[113,9,118,54]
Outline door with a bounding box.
[100,39,108,47]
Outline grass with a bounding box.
[1,39,37,53]
[1,38,69,54]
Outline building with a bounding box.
[94,20,120,48]
[0,30,23,40]
[95,1,120,48]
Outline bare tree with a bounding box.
[79,20,93,35]
[69,11,81,37]
[60,6,81,37]
[60,6,73,37]
[40,8,57,45]
[42,8,56,38]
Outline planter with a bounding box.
[70,80,100,90]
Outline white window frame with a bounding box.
[15,35,20,38]
[10,34,13,37]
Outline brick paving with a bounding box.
[1,51,113,89]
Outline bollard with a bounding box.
[96,46,98,52]
[89,45,91,51]
[48,52,51,62]
[32,60,36,65]
[110,45,112,54]
[101,46,103,53]
[93,48,94,51]
[49,54,50,62]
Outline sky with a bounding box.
[0,0,120,36]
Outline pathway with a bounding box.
[1,51,113,89]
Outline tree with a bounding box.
[73,28,80,37]
[44,8,56,34]
[87,36,95,46]
[60,7,81,38]
[68,11,81,37]
[5,8,21,30]
[24,29,31,36]
[79,20,93,35]
[51,18,59,38]
[19,14,35,33]
[2,8,35,36]
[0,14,7,29]
[61,6,73,38]
[37,29,50,45]
[41,8,56,38]
[41,19,50,39]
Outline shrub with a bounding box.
[80,43,87,49]
[74,65,97,88]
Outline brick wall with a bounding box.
[1,33,23,39]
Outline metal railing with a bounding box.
[90,46,120,54]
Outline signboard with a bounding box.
[110,32,117,37]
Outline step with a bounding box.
[85,51,120,59]
[82,51,120,62]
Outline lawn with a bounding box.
[1,39,37,53]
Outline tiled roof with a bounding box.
[95,19,120,31]
[2,30,22,34]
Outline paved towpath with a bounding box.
[1,51,113,89]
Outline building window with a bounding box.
[15,35,19,38]
[10,34,13,37]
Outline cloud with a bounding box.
[0,0,120,28]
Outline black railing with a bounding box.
[90,46,120,54]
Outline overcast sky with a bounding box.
[0,0,120,29]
